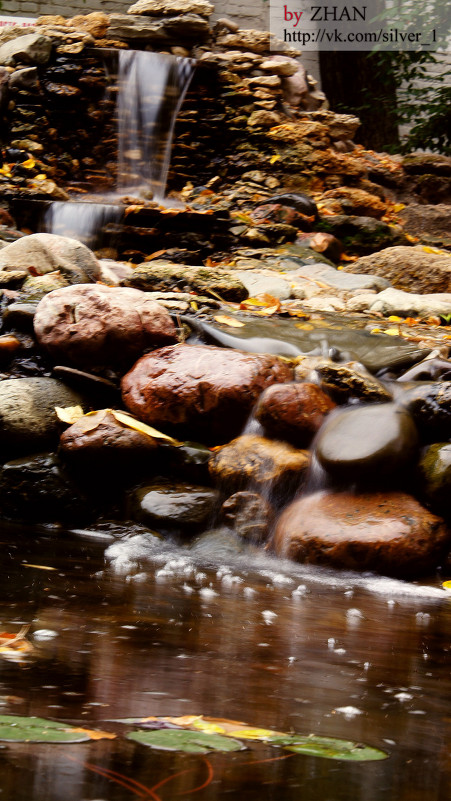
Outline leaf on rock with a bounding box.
[111,411,181,446]
[267,734,388,761]
[55,405,85,424]
[0,715,113,743]
[126,728,243,753]
[442,580,451,590]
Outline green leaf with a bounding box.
[0,715,97,743]
[267,734,388,761]
[127,729,244,753]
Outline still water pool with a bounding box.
[0,523,450,801]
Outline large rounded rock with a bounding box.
[273,491,450,577]
[255,382,335,447]
[121,344,292,443]
[0,233,101,283]
[59,409,159,471]
[34,284,177,370]
[344,245,451,293]
[315,403,418,483]
[0,377,87,459]
[304,360,392,403]
[209,434,309,500]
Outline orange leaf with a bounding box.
[213,315,245,328]
[144,249,168,261]
[67,728,116,741]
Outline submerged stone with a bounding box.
[315,403,418,483]
[121,343,292,443]
[273,490,450,577]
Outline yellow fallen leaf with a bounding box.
[442,580,451,590]
[393,203,405,212]
[162,716,203,726]
[385,327,400,336]
[269,154,280,164]
[388,316,403,323]
[67,728,116,741]
[55,405,85,424]
[22,158,36,169]
[405,234,419,243]
[35,173,47,180]
[295,323,314,330]
[191,720,226,734]
[22,564,57,571]
[111,411,181,445]
[228,727,279,740]
[422,246,447,255]
[213,315,245,328]
[370,328,383,334]
[190,301,198,311]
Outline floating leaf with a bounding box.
[442,580,451,590]
[55,405,85,424]
[267,734,388,761]
[68,727,116,741]
[213,315,245,328]
[127,728,243,753]
[0,716,112,743]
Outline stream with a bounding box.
[0,524,450,800]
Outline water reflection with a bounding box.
[0,524,450,800]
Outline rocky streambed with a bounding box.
[0,226,449,581]
[0,7,451,582]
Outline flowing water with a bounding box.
[0,524,450,800]
[43,50,193,245]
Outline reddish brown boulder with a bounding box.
[34,284,177,370]
[209,434,309,500]
[59,409,159,470]
[273,490,450,578]
[255,382,335,447]
[121,344,292,443]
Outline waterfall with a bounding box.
[117,50,193,199]
[44,50,194,244]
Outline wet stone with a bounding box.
[34,284,178,371]
[209,433,309,502]
[255,382,336,447]
[315,403,419,484]
[305,360,393,403]
[0,233,101,284]
[0,377,87,460]
[121,343,292,444]
[221,490,273,542]
[273,490,450,578]
[59,409,159,473]
[400,383,451,441]
[417,443,451,516]
[190,527,248,558]
[128,478,220,532]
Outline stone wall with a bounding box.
[1,0,269,30]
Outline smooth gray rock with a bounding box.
[345,246,451,294]
[0,377,87,459]
[370,287,451,317]
[0,233,101,283]
[236,270,291,300]
[291,262,390,291]
[0,34,52,67]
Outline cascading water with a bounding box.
[117,50,193,199]
[43,50,194,245]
